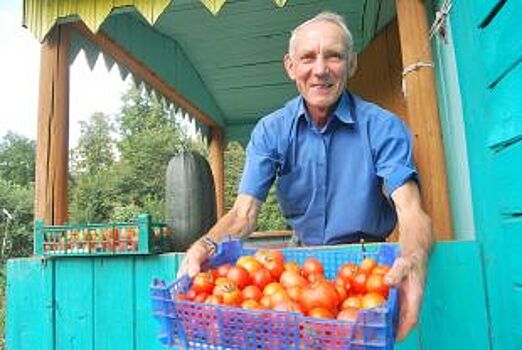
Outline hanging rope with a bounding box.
[401,61,435,97]
[429,0,453,42]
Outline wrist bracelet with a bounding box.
[200,236,218,256]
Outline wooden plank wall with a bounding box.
[7,242,489,349]
[447,0,522,348]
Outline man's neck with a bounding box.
[308,106,330,128]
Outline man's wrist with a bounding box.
[198,235,218,257]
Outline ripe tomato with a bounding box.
[303,258,324,276]
[333,278,348,302]
[307,272,326,284]
[260,295,271,309]
[308,307,335,319]
[255,249,284,264]
[341,296,362,310]
[193,292,210,303]
[226,265,251,289]
[216,264,232,277]
[192,272,215,294]
[236,256,263,276]
[205,294,222,305]
[365,273,389,298]
[299,280,340,312]
[222,288,243,306]
[241,299,262,310]
[264,258,284,280]
[213,281,236,297]
[284,261,304,275]
[286,285,304,302]
[241,285,263,302]
[252,267,273,290]
[337,307,359,322]
[361,292,386,309]
[215,277,231,286]
[372,264,391,275]
[174,294,190,301]
[263,282,285,296]
[186,288,197,300]
[359,258,377,273]
[272,300,303,314]
[280,270,308,289]
[338,263,358,283]
[351,272,368,294]
[269,289,290,308]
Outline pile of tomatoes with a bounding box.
[176,249,391,322]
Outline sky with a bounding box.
[0,0,128,146]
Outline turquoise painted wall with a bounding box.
[447,0,522,349]
[7,242,489,349]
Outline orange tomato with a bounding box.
[359,258,377,273]
[252,267,273,290]
[236,256,263,276]
[361,292,386,309]
[263,282,285,297]
[341,296,362,310]
[308,307,335,319]
[303,258,324,276]
[241,285,263,302]
[337,307,359,322]
[241,299,262,310]
[226,265,251,289]
[192,272,215,294]
[365,273,390,298]
[280,270,308,289]
[338,263,358,283]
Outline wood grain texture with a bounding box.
[209,126,225,218]
[395,0,453,240]
[35,24,70,224]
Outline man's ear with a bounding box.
[284,53,296,81]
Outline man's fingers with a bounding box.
[385,257,412,286]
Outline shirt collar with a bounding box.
[296,90,355,127]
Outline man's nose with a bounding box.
[312,57,329,76]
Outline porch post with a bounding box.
[209,126,225,218]
[35,24,70,224]
[395,0,453,240]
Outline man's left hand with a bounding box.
[384,254,427,341]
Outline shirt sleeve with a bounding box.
[238,118,279,202]
[373,116,418,197]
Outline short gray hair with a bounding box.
[288,11,357,76]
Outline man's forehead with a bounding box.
[293,21,347,49]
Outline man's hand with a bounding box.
[177,240,212,278]
[389,181,434,341]
[385,253,427,340]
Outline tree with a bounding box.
[223,141,287,232]
[0,132,35,186]
[70,112,115,176]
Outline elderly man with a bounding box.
[179,11,434,341]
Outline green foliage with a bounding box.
[224,141,287,231]
[0,132,35,187]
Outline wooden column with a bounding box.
[209,127,225,218]
[35,25,70,225]
[395,0,453,240]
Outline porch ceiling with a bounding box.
[24,0,397,140]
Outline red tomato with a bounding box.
[174,294,190,301]
[205,294,222,305]
[193,292,210,303]
[255,249,284,264]
[264,258,284,280]
[263,282,285,296]
[269,289,290,308]
[372,264,391,275]
[272,300,303,314]
[284,261,303,275]
[299,280,340,312]
[226,265,251,289]
[341,296,362,310]
[186,288,197,300]
[252,267,273,290]
[361,292,386,309]
[216,264,232,277]
[241,299,262,310]
[303,258,324,276]
[214,277,231,286]
[359,258,377,273]
[286,285,304,302]
[351,272,368,294]
[365,273,390,298]
[241,285,263,302]
[337,307,359,322]
[260,295,271,309]
[280,270,308,289]
[308,307,335,319]
[222,288,243,306]
[192,272,215,294]
[338,263,358,283]
[236,256,263,276]
[213,281,236,297]
[333,278,348,302]
[307,272,326,284]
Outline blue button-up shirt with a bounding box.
[239,90,417,245]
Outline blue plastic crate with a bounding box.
[151,240,399,349]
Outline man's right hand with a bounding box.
[177,239,213,278]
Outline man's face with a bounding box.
[284,21,349,111]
